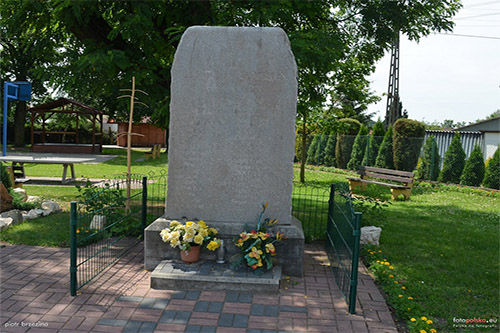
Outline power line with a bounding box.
[454,12,500,20]
[466,1,500,8]
[435,32,500,40]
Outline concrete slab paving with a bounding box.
[0,242,398,332]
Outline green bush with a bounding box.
[315,134,328,165]
[393,118,425,172]
[438,132,466,184]
[347,125,369,170]
[416,136,441,181]
[460,145,485,187]
[323,133,336,167]
[335,118,361,169]
[483,147,499,189]
[375,125,395,169]
[362,120,385,166]
[1,162,12,189]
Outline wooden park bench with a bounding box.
[145,144,162,160]
[347,166,415,200]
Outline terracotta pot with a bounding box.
[180,245,201,263]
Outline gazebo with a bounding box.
[28,98,104,154]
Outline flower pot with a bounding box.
[180,245,201,263]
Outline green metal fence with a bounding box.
[70,171,167,296]
[292,183,330,242]
[325,183,362,314]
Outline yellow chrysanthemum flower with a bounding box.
[385,262,390,266]
[199,228,208,238]
[421,316,427,321]
[398,294,403,298]
[184,233,194,243]
[170,239,180,247]
[389,274,394,278]
[430,329,437,333]
[170,221,180,228]
[170,231,180,239]
[194,234,204,245]
[389,266,394,269]
[408,296,413,300]
[402,286,406,290]
[197,220,207,228]
[426,320,433,325]
[410,318,416,322]
[419,330,427,333]
[209,228,218,235]
[185,221,195,227]
[207,240,220,251]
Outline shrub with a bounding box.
[483,147,499,189]
[314,134,328,165]
[1,162,12,189]
[323,133,336,167]
[416,136,441,181]
[438,132,466,184]
[335,118,361,169]
[393,119,425,171]
[375,125,395,169]
[347,125,369,170]
[460,145,485,187]
[362,120,385,166]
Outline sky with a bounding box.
[366,0,500,125]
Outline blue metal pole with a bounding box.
[3,82,8,156]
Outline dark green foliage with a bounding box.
[375,125,394,169]
[335,118,361,169]
[460,145,485,187]
[323,134,336,167]
[10,190,37,210]
[393,119,425,171]
[362,121,385,166]
[306,135,320,165]
[438,132,466,184]
[1,163,12,189]
[416,136,441,181]
[483,147,500,189]
[347,125,369,170]
[314,134,328,165]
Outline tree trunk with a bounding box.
[14,101,27,147]
[300,113,307,183]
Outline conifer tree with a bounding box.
[438,132,466,184]
[362,120,385,166]
[306,134,320,165]
[323,133,336,167]
[347,125,369,170]
[375,125,394,169]
[416,136,441,181]
[460,145,485,186]
[483,147,499,189]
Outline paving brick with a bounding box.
[154,323,186,332]
[160,310,191,324]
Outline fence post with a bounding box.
[348,211,362,314]
[141,176,148,239]
[70,201,77,296]
[327,184,335,237]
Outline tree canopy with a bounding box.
[1,0,461,134]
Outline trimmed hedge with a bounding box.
[335,118,361,169]
[483,147,499,189]
[306,134,320,165]
[393,118,425,172]
[438,132,466,184]
[347,125,369,170]
[460,145,485,187]
[375,125,394,169]
[416,136,441,181]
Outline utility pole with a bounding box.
[384,35,402,129]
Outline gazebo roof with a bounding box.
[27,98,103,115]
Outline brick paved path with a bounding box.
[0,242,398,332]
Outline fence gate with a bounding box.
[325,184,362,314]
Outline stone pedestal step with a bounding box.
[151,260,282,292]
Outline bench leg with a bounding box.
[348,179,366,192]
[391,188,411,200]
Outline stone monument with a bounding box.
[145,26,304,277]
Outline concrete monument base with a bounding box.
[144,217,304,277]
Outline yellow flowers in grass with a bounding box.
[411,318,417,322]
[160,220,220,251]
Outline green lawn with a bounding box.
[21,147,168,179]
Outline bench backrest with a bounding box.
[358,166,414,184]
